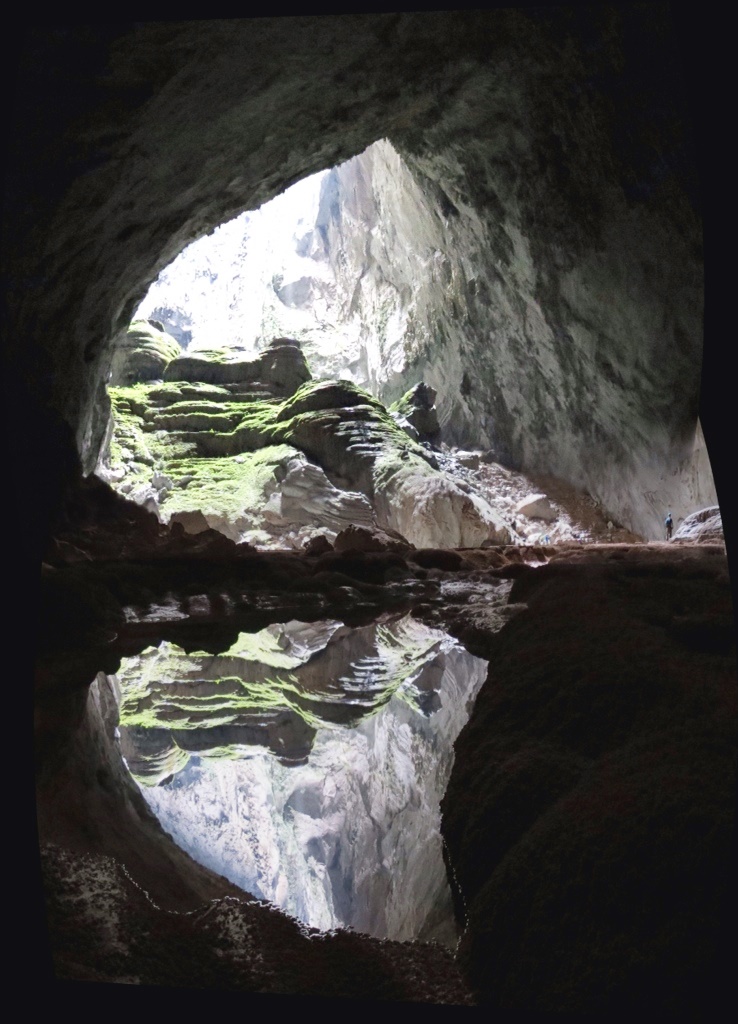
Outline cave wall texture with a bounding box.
[4,5,725,552]
[8,5,735,1013]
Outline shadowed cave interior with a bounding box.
[11,7,736,1013]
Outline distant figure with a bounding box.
[665,512,673,541]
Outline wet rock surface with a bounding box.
[40,842,473,1003]
[35,492,736,1008]
[441,543,736,1012]
[124,615,492,945]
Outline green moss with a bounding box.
[117,642,325,730]
[108,320,182,386]
[101,372,436,532]
[146,381,234,404]
[132,742,191,787]
[117,614,456,776]
[221,629,310,669]
[161,445,298,523]
[104,387,158,483]
[127,320,181,361]
[388,385,419,416]
[276,378,385,421]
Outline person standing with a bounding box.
[665,512,673,540]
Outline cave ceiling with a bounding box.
[4,6,723,548]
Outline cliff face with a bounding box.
[318,140,712,541]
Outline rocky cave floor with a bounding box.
[434,446,642,545]
[34,460,737,1008]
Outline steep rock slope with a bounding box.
[310,136,712,539]
[130,133,714,541]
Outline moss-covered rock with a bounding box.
[164,336,311,396]
[101,371,511,549]
[390,382,441,443]
[115,615,460,782]
[108,319,182,386]
[276,379,385,420]
[161,446,301,543]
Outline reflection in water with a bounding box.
[113,608,499,945]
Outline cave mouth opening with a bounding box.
[95,139,649,550]
[110,609,499,946]
[127,137,407,390]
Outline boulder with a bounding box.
[303,534,333,556]
[267,456,376,540]
[334,525,412,553]
[261,337,314,395]
[375,469,512,548]
[673,506,724,543]
[390,382,441,442]
[456,450,482,470]
[168,509,211,535]
[108,320,182,385]
[514,493,557,522]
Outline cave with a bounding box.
[10,7,736,1013]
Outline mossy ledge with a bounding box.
[109,319,183,386]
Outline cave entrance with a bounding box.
[129,138,408,389]
[97,140,639,551]
[111,611,495,945]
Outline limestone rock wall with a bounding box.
[6,9,712,550]
[316,129,710,540]
[99,372,512,550]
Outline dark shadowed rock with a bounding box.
[9,8,733,1013]
[391,382,441,443]
[442,547,736,1012]
[334,524,412,553]
[303,533,333,556]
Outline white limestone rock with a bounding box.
[275,458,375,536]
[456,450,482,469]
[673,506,724,543]
[514,493,558,522]
[169,509,211,535]
[376,463,512,548]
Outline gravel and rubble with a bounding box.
[434,446,644,546]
